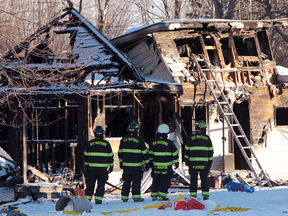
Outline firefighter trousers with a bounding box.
[85,169,108,201]
[189,164,210,197]
[121,171,143,200]
[151,167,173,198]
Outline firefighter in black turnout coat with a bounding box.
[149,124,179,201]
[84,126,114,204]
[118,122,149,202]
[184,120,214,200]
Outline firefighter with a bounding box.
[84,125,114,204]
[184,120,214,200]
[118,122,149,202]
[149,123,179,201]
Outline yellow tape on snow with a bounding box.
[63,211,82,215]
[101,193,186,215]
[210,205,252,213]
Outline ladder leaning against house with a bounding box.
[191,53,272,188]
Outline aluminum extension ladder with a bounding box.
[191,53,272,188]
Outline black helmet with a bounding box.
[127,122,140,132]
[195,120,206,130]
[93,125,105,137]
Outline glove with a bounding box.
[174,163,179,169]
[85,165,90,172]
[119,163,123,169]
[207,161,213,171]
[144,163,149,171]
[108,166,113,174]
[184,160,189,167]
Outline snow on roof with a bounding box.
[70,9,143,81]
[144,78,182,85]
[277,65,288,75]
[0,146,17,176]
[1,8,144,86]
[277,65,288,83]
[120,18,288,37]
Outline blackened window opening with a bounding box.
[257,31,272,61]
[234,36,257,56]
[174,37,203,57]
[220,37,232,65]
[276,107,288,125]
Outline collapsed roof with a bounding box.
[0,8,143,95]
[111,18,288,99]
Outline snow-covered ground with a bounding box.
[1,185,287,216]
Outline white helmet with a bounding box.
[157,124,170,134]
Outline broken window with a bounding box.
[220,37,232,65]
[275,107,288,126]
[234,36,257,56]
[257,30,272,61]
[174,37,203,57]
[105,108,130,137]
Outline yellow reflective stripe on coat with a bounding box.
[189,157,208,162]
[84,152,112,157]
[122,149,141,153]
[153,152,172,156]
[153,161,173,166]
[123,162,143,166]
[185,146,209,151]
[172,150,179,156]
[88,163,109,167]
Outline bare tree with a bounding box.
[65,0,75,8]
[175,0,182,19]
[95,0,111,33]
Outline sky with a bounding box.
[2,182,288,216]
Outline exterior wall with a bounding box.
[248,86,288,180]
[253,127,288,180]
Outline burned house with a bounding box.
[111,19,288,181]
[1,7,288,187]
[0,8,182,185]
[0,8,145,179]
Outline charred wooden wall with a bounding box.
[0,89,178,177]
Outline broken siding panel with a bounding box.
[161,57,188,82]
[125,41,175,82]
[153,32,189,82]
